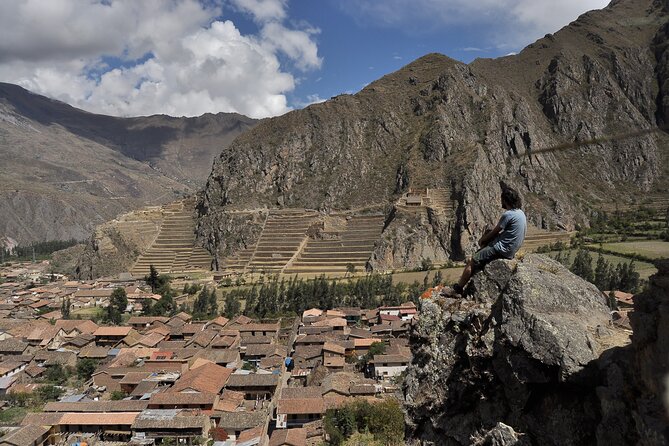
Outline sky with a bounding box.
[0,0,609,119]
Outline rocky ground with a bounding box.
[403,254,669,445]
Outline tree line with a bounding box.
[552,249,640,293]
[221,273,437,319]
[1,239,79,261]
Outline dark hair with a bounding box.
[501,187,522,209]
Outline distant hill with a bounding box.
[0,83,257,244]
[197,0,669,270]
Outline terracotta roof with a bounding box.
[215,390,245,412]
[226,373,280,388]
[237,323,280,332]
[322,342,345,355]
[131,409,208,430]
[44,400,148,412]
[208,316,230,327]
[269,428,307,446]
[20,412,63,426]
[128,316,169,326]
[54,319,99,334]
[324,356,345,368]
[169,362,231,394]
[93,326,133,337]
[136,332,167,347]
[231,315,252,325]
[280,387,322,399]
[277,397,325,415]
[0,338,28,353]
[118,371,153,385]
[349,384,376,395]
[238,425,265,443]
[0,424,50,446]
[79,345,109,358]
[148,392,218,407]
[0,360,26,375]
[216,410,267,430]
[302,308,323,318]
[59,412,138,426]
[371,354,410,364]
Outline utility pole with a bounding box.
[32,246,36,263]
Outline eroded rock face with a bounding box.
[404,254,669,445]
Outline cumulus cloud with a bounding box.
[338,0,609,48]
[0,0,321,118]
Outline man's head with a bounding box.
[501,186,522,210]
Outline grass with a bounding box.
[71,307,102,319]
[549,249,658,280]
[594,241,669,260]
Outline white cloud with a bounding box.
[338,0,609,48]
[0,0,321,118]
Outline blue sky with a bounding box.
[0,0,608,118]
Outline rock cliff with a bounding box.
[403,254,669,445]
[197,0,668,270]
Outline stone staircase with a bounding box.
[283,214,385,275]
[130,199,213,276]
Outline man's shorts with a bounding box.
[472,246,504,272]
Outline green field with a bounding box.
[550,250,658,280]
[391,267,463,286]
[595,241,669,260]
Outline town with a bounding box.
[0,260,415,446]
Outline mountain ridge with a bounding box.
[196,0,668,270]
[0,83,258,244]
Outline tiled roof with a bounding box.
[59,412,138,426]
[216,409,267,430]
[0,424,50,446]
[322,342,345,354]
[148,392,218,406]
[44,400,148,412]
[132,409,208,430]
[371,354,410,364]
[269,427,307,446]
[280,387,322,399]
[277,397,325,415]
[169,362,231,394]
[93,326,133,337]
[226,373,279,388]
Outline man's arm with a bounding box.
[479,224,502,247]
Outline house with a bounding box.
[225,373,279,400]
[269,427,307,446]
[58,412,138,440]
[169,362,232,394]
[276,397,325,428]
[244,344,285,365]
[0,360,27,378]
[147,392,219,410]
[371,354,410,380]
[237,425,265,446]
[93,326,135,346]
[215,410,268,442]
[44,400,149,413]
[127,316,169,330]
[237,323,280,337]
[0,425,51,446]
[0,338,28,356]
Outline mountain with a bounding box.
[197,0,669,270]
[0,83,257,244]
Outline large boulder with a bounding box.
[404,254,630,445]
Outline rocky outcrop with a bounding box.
[198,0,668,268]
[403,254,669,445]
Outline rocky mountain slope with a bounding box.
[404,255,669,445]
[0,83,257,244]
[197,0,669,270]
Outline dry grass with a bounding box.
[596,241,669,260]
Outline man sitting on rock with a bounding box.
[451,186,527,295]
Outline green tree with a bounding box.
[76,358,98,380]
[431,270,443,287]
[594,254,609,290]
[45,364,68,385]
[570,249,594,283]
[346,263,356,276]
[110,390,127,400]
[106,287,128,324]
[207,288,218,316]
[420,258,433,271]
[224,293,241,318]
[61,296,71,319]
[145,265,160,292]
[38,385,64,402]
